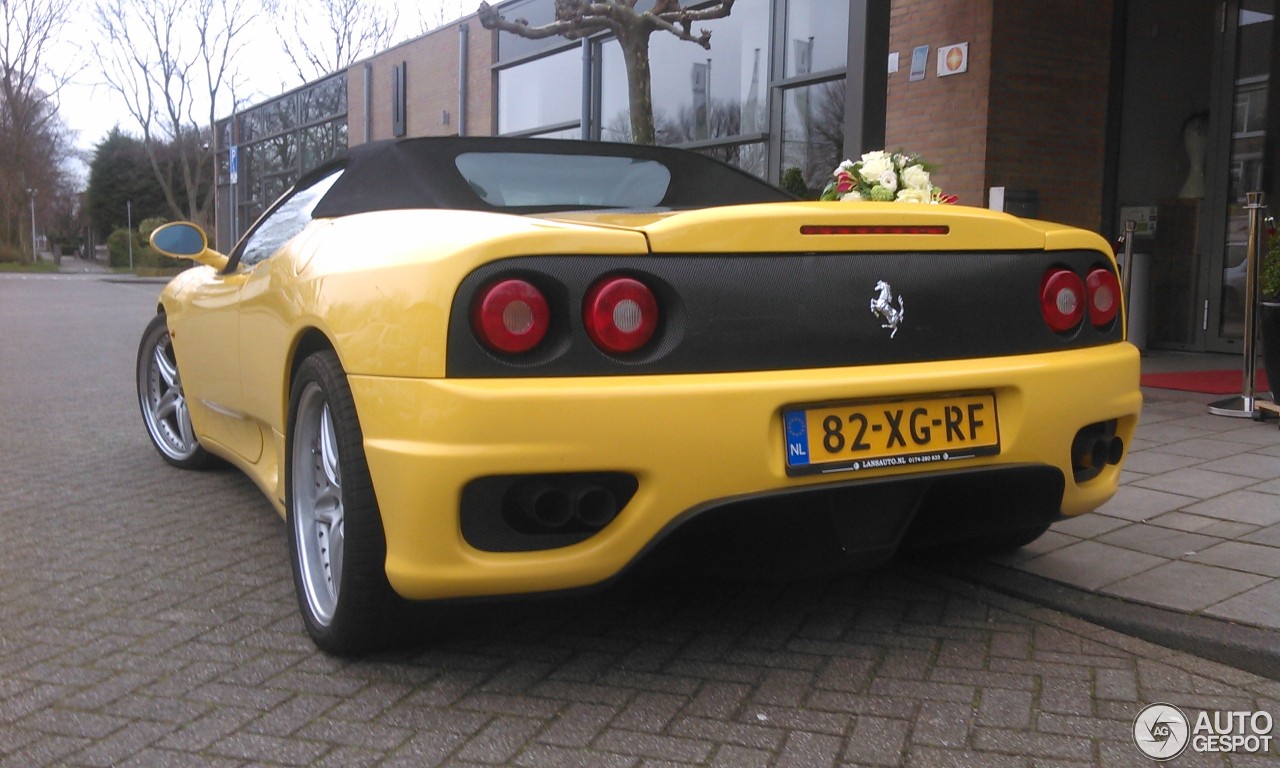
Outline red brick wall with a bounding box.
[886,0,1113,231]
[347,17,494,145]
[986,0,1113,230]
[886,0,994,209]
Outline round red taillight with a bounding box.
[472,279,550,353]
[583,277,659,354]
[1040,269,1086,333]
[1086,267,1121,327]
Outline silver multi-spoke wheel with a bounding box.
[137,315,209,468]
[286,350,395,654]
[291,383,345,626]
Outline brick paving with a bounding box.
[1,273,1277,767]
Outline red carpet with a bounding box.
[1140,369,1271,394]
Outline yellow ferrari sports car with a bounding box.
[138,136,1141,654]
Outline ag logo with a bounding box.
[1133,703,1190,761]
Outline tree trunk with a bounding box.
[618,32,656,145]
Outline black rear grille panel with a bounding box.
[447,250,1120,377]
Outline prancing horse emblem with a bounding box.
[870,280,905,338]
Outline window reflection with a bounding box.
[302,120,345,169]
[492,0,564,62]
[218,72,348,247]
[784,0,849,77]
[498,48,582,135]
[600,0,769,144]
[695,142,766,179]
[239,169,343,266]
[302,76,347,123]
[456,152,672,207]
[1218,4,1273,339]
[525,125,581,140]
[780,79,845,191]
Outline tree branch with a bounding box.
[477,0,611,40]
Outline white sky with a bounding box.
[51,0,466,183]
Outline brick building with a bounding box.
[215,0,1274,353]
[886,1,1114,232]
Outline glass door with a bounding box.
[1205,0,1273,351]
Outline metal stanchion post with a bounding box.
[1120,220,1136,336]
[1209,191,1267,418]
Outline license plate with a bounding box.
[784,393,999,475]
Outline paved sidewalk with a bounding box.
[1009,394,1279,629]
[952,376,1280,677]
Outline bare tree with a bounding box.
[803,80,845,186]
[418,0,466,33]
[92,0,260,230]
[657,98,741,145]
[274,0,401,84]
[478,0,736,145]
[0,0,77,260]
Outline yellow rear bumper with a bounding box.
[348,343,1141,600]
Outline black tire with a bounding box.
[286,350,399,655]
[137,314,213,469]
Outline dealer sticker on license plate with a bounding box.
[783,393,1000,475]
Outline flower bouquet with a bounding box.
[819,151,956,204]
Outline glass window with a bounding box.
[600,0,769,144]
[238,112,255,143]
[237,169,343,266]
[222,71,348,246]
[240,97,299,143]
[250,135,298,179]
[217,118,232,151]
[695,142,767,179]
[498,47,582,135]
[492,0,565,62]
[301,74,347,123]
[525,125,581,140]
[1217,2,1273,339]
[455,152,672,208]
[301,120,345,170]
[780,78,845,190]
[784,0,849,77]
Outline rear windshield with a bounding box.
[455,152,673,209]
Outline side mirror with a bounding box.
[150,222,228,271]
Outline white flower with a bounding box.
[858,151,893,183]
[878,169,899,193]
[822,149,950,205]
[900,164,932,191]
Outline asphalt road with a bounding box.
[0,272,1276,767]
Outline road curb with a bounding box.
[927,557,1280,681]
[100,275,173,284]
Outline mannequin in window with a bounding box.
[1180,112,1208,199]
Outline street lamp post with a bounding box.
[27,189,37,264]
[127,200,133,270]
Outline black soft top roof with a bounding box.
[305,136,793,218]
